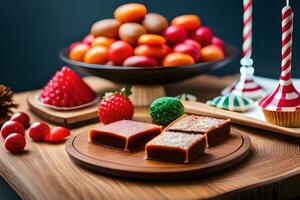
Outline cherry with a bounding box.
[1,121,25,138]
[5,133,26,154]
[28,122,50,142]
[10,112,30,127]
[45,127,71,142]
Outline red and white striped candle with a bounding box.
[242,0,253,58]
[259,0,300,111]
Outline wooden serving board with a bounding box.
[27,77,118,127]
[66,129,251,179]
[183,101,300,138]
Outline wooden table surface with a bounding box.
[1,75,300,200]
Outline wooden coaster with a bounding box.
[66,129,251,179]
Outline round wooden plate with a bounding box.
[66,129,251,179]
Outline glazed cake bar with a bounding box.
[145,131,206,163]
[89,120,162,152]
[166,115,231,147]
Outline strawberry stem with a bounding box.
[120,85,132,97]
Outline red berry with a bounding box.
[28,122,50,142]
[109,41,133,66]
[191,26,213,46]
[163,26,187,45]
[98,94,134,124]
[10,112,30,127]
[5,133,26,154]
[40,67,96,108]
[1,121,25,138]
[44,127,71,142]
[212,37,225,51]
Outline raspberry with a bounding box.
[40,66,96,108]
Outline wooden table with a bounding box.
[1,75,300,200]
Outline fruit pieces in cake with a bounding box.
[145,131,206,163]
[89,120,162,152]
[165,114,231,147]
[40,66,97,108]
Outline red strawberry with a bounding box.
[98,86,134,124]
[40,66,96,108]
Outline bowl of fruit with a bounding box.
[60,3,238,106]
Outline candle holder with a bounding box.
[222,0,265,100]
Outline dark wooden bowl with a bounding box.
[59,45,238,85]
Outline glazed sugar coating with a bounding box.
[166,115,231,147]
[147,131,202,150]
[99,120,160,137]
[145,131,206,163]
[89,120,162,152]
[166,115,229,133]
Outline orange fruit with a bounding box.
[92,37,115,48]
[171,15,201,31]
[69,44,90,62]
[162,53,195,66]
[84,46,108,64]
[134,45,165,60]
[138,34,166,45]
[200,45,224,61]
[114,3,147,23]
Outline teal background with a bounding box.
[1,0,300,92]
[0,1,300,199]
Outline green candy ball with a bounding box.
[149,97,184,126]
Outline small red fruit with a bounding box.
[28,122,50,142]
[98,86,134,124]
[1,121,25,138]
[191,26,213,46]
[212,37,225,51]
[5,133,26,154]
[82,34,94,46]
[163,44,172,54]
[123,56,157,67]
[163,26,187,45]
[10,112,30,127]
[183,39,201,51]
[44,126,71,142]
[109,41,133,66]
[174,43,200,62]
[69,42,82,51]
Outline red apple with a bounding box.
[10,112,30,127]
[191,26,213,46]
[28,122,50,142]
[109,41,133,66]
[1,121,25,138]
[174,43,200,62]
[5,133,26,154]
[123,56,158,67]
[163,26,187,45]
[212,37,225,51]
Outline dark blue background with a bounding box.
[1,0,300,93]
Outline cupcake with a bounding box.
[258,4,300,128]
[258,83,300,128]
